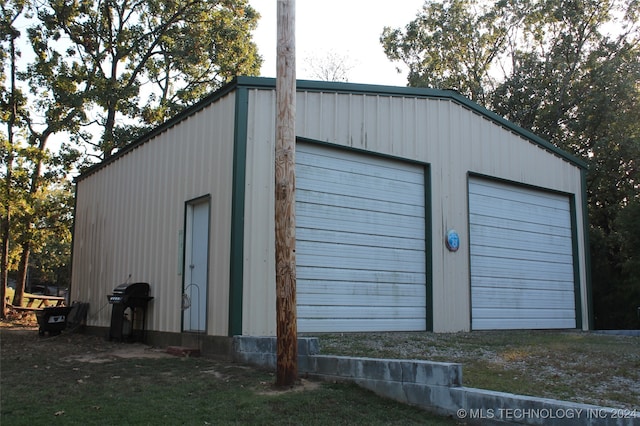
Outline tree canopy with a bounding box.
[0,0,261,314]
[383,0,640,328]
[33,0,262,158]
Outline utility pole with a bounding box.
[275,0,298,387]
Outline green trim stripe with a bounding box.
[570,194,583,329]
[228,87,249,336]
[424,167,433,332]
[581,170,593,330]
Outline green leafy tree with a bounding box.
[1,0,28,316]
[383,0,640,328]
[381,0,517,104]
[35,0,262,158]
[2,0,84,308]
[1,0,261,311]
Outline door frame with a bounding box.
[182,195,211,333]
[467,175,580,330]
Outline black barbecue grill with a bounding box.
[107,282,153,342]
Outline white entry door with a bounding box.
[183,199,210,332]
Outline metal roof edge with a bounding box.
[75,77,243,182]
[443,91,588,170]
[75,76,586,182]
[237,77,587,169]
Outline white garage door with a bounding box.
[469,178,576,330]
[296,143,427,332]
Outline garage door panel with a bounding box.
[470,216,572,239]
[298,267,425,285]
[469,192,570,218]
[470,245,574,265]
[297,143,427,332]
[471,276,575,292]
[473,317,577,330]
[297,204,424,237]
[298,189,424,217]
[298,166,424,205]
[299,305,426,319]
[298,293,425,307]
[298,318,425,333]
[298,149,424,185]
[472,287,576,309]
[297,219,421,241]
[469,178,576,330]
[297,228,425,251]
[471,255,573,281]
[470,229,572,255]
[297,281,426,297]
[470,180,571,210]
[472,308,577,321]
[298,255,424,273]
[471,256,573,285]
[297,241,425,269]
[469,196,571,227]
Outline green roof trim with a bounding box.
[75,80,241,181]
[234,76,587,169]
[76,75,587,182]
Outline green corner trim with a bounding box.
[228,87,249,336]
[424,167,434,332]
[581,170,594,330]
[570,194,583,329]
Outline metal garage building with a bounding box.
[71,77,591,345]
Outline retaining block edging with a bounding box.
[232,336,639,426]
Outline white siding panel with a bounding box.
[296,143,427,332]
[469,178,576,330]
[71,93,236,335]
[241,86,588,334]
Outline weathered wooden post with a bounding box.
[275,0,298,387]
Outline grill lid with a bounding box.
[112,282,150,296]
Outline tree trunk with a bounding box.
[1,146,11,316]
[11,129,48,307]
[2,27,20,317]
[103,102,117,158]
[12,241,30,307]
[275,0,298,387]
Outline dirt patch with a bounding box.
[0,320,172,364]
[63,343,173,363]
[256,378,322,395]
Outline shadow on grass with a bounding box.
[0,328,461,425]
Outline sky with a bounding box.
[249,1,426,86]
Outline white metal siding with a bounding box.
[469,178,576,329]
[242,87,587,334]
[296,143,426,332]
[71,93,236,335]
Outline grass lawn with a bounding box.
[0,326,460,426]
[316,330,640,410]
